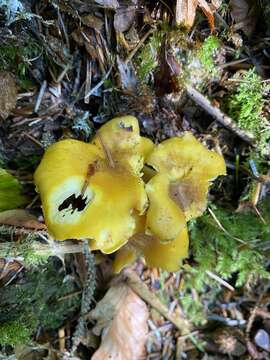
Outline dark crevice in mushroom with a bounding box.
[58,194,88,214]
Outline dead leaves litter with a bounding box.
[90,283,149,360]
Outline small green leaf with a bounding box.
[0,169,27,211]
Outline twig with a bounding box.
[123,269,190,334]
[96,131,115,168]
[205,270,235,291]
[34,80,47,113]
[125,28,155,64]
[81,64,113,100]
[84,59,92,104]
[208,207,248,245]
[0,240,84,258]
[22,132,44,148]
[72,241,96,354]
[186,85,256,144]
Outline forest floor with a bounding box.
[1,0,270,359]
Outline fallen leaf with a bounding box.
[90,283,149,360]
[114,7,136,32]
[0,209,46,230]
[0,258,23,287]
[175,0,197,29]
[0,169,27,211]
[230,0,260,37]
[95,0,119,10]
[0,72,17,120]
[81,14,104,32]
[198,0,215,32]
[175,0,215,32]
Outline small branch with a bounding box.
[125,28,155,64]
[72,241,96,354]
[186,85,256,145]
[205,270,235,291]
[34,80,47,113]
[0,240,84,258]
[208,207,248,245]
[96,131,115,168]
[123,269,190,334]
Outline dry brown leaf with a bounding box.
[0,209,46,230]
[114,7,136,32]
[176,0,198,28]
[95,0,119,10]
[0,72,17,120]
[175,0,215,32]
[0,258,23,287]
[230,0,260,37]
[90,283,149,360]
[198,0,215,32]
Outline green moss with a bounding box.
[0,321,31,346]
[189,202,270,286]
[0,35,41,88]
[198,35,220,76]
[135,31,163,82]
[0,259,82,346]
[179,202,270,325]
[228,69,270,155]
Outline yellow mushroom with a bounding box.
[34,138,148,253]
[92,115,145,176]
[34,117,225,272]
[143,227,189,272]
[146,132,226,181]
[113,214,189,273]
[146,132,226,221]
[146,173,186,242]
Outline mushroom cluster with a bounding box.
[34,116,226,272]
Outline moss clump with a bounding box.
[0,259,82,346]
[135,31,163,82]
[228,69,270,155]
[0,35,40,88]
[179,202,270,325]
[0,321,31,346]
[189,202,270,288]
[198,35,220,76]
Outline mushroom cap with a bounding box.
[170,176,210,221]
[140,136,155,158]
[113,246,137,273]
[113,216,189,273]
[92,115,144,175]
[34,139,148,253]
[146,132,226,181]
[143,227,189,272]
[146,173,186,242]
